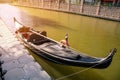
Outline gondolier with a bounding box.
[60,34,70,48]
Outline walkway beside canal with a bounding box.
[0,18,51,80]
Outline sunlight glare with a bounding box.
[15,21,23,30]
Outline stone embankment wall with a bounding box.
[13,0,120,21]
[0,18,51,80]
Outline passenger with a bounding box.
[60,34,70,48]
[40,30,47,36]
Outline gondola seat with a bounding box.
[28,33,50,45]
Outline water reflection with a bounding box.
[30,51,104,80]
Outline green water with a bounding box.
[18,7,120,80]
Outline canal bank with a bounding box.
[0,17,51,80]
[12,0,120,22]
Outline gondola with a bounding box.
[14,18,117,69]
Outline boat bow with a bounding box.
[94,48,117,69]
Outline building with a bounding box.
[0,0,11,3]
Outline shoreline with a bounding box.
[13,4,120,22]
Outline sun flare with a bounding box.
[15,21,23,30]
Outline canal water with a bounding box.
[0,4,120,80]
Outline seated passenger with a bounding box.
[40,30,47,36]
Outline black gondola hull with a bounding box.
[22,38,115,69]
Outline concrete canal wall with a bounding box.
[0,18,51,80]
[13,0,120,21]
